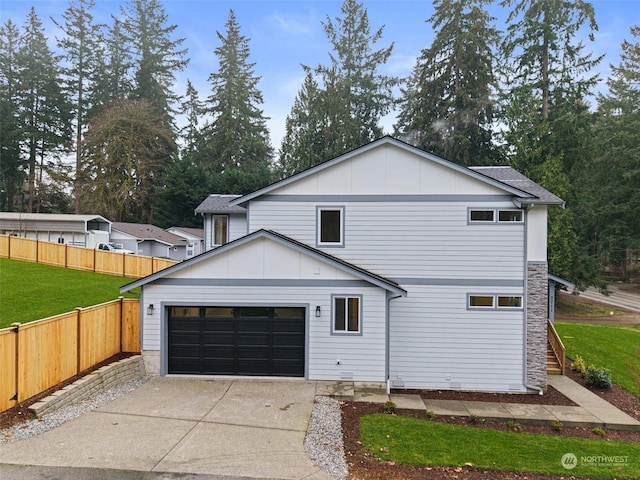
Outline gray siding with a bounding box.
[249,200,525,279]
[389,285,526,392]
[142,283,387,382]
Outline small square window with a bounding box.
[469,295,494,308]
[470,210,495,222]
[498,210,523,222]
[333,296,360,333]
[498,296,523,308]
[318,207,344,246]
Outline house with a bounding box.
[194,194,247,251]
[121,137,564,393]
[0,212,111,247]
[111,223,188,260]
[165,226,205,259]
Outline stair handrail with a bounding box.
[547,319,566,375]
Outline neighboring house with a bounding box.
[194,194,247,251]
[111,223,188,261]
[166,227,205,259]
[0,212,111,247]
[122,137,564,393]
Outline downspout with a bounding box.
[385,292,404,394]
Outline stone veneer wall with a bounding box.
[29,355,146,417]
[526,262,548,390]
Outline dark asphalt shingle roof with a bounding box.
[195,194,246,214]
[111,222,187,246]
[469,166,565,206]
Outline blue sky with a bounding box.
[1,0,638,148]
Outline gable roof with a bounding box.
[195,194,246,214]
[167,226,204,239]
[111,222,187,246]
[470,167,564,206]
[229,136,559,207]
[0,212,111,224]
[120,229,406,296]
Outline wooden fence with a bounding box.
[0,235,177,278]
[0,298,140,413]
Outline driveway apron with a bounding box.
[0,377,330,480]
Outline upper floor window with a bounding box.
[468,294,523,309]
[212,215,228,246]
[469,209,523,224]
[317,206,344,246]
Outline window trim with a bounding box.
[331,294,362,335]
[467,294,524,310]
[316,206,345,247]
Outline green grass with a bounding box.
[0,258,139,328]
[556,295,625,317]
[361,414,640,478]
[556,322,640,396]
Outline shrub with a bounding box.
[585,367,613,390]
[570,355,588,376]
[507,420,522,432]
[553,420,563,432]
[592,427,606,436]
[383,401,396,414]
[426,410,437,419]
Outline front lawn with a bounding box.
[0,258,138,328]
[361,414,640,478]
[555,322,640,396]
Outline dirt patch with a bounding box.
[0,352,135,431]
[556,291,640,325]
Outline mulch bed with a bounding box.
[0,352,135,431]
[401,385,578,406]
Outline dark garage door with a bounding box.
[168,306,305,376]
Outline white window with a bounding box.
[469,210,495,222]
[468,294,523,309]
[333,296,360,333]
[317,207,344,246]
[212,215,228,246]
[498,210,524,222]
[498,296,523,308]
[468,295,495,308]
[469,209,523,223]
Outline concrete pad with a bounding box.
[545,405,603,427]
[155,422,328,479]
[390,394,427,411]
[315,381,354,399]
[202,380,316,431]
[422,399,469,416]
[97,377,232,421]
[463,401,512,419]
[353,389,389,404]
[502,403,558,424]
[0,411,195,470]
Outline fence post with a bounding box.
[76,307,83,374]
[65,243,68,268]
[10,322,20,403]
[8,235,11,259]
[119,296,124,353]
[35,239,39,264]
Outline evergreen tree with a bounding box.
[120,0,188,127]
[395,0,500,166]
[200,9,273,188]
[52,0,103,212]
[0,20,25,211]
[279,0,396,172]
[18,7,72,212]
[501,0,602,287]
[578,26,640,279]
[179,79,204,154]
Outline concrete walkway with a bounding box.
[325,376,640,431]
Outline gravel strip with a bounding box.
[304,395,348,480]
[0,376,150,444]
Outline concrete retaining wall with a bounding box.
[29,355,146,417]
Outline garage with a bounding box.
[168,306,306,377]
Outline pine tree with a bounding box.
[179,79,204,154]
[395,0,500,165]
[18,7,72,212]
[120,0,188,127]
[52,0,103,213]
[200,9,273,187]
[0,20,25,211]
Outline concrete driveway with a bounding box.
[0,377,331,480]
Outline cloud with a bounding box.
[268,11,313,36]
